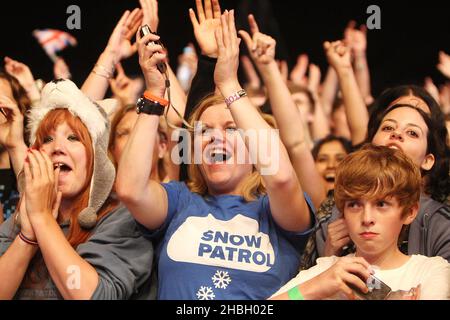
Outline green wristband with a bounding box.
[287,286,305,300]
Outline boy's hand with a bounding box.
[324,218,351,256]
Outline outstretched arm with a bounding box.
[81,9,142,101]
[4,57,40,103]
[239,14,327,209]
[308,64,331,140]
[116,27,169,231]
[216,11,310,232]
[324,40,368,145]
[344,21,372,102]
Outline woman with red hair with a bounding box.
[0,79,154,300]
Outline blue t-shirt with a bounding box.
[140,181,315,300]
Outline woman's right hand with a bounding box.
[324,40,352,73]
[136,26,167,97]
[324,218,351,256]
[0,95,25,150]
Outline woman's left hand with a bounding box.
[213,10,241,92]
[24,149,62,222]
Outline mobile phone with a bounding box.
[351,274,392,300]
[140,25,167,74]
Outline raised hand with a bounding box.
[23,149,62,223]
[137,25,167,97]
[0,95,25,149]
[213,10,240,92]
[238,14,276,65]
[344,21,367,55]
[140,0,159,32]
[106,8,143,64]
[53,57,72,79]
[290,54,309,86]
[307,63,322,95]
[437,51,450,79]
[324,218,351,257]
[324,40,352,73]
[4,56,39,101]
[189,0,222,58]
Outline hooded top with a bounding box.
[27,79,115,229]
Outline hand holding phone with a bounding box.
[350,274,392,300]
[140,25,167,74]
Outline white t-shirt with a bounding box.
[272,254,450,300]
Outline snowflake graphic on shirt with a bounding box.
[212,270,232,289]
[196,286,215,300]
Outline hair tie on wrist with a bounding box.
[19,231,38,246]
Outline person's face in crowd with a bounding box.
[315,140,347,192]
[112,110,167,175]
[40,121,88,199]
[330,104,351,140]
[344,196,417,260]
[292,92,314,124]
[372,107,435,171]
[197,103,253,195]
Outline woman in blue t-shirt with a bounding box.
[117,10,315,300]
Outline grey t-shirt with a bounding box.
[0,205,155,300]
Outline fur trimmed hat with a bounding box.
[28,79,115,229]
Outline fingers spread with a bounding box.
[212,0,221,19]
[195,0,205,23]
[204,0,213,20]
[189,8,199,28]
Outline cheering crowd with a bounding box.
[0,0,449,300]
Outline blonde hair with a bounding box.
[334,144,422,217]
[186,94,268,201]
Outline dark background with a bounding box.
[1,0,449,96]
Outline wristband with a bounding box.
[224,89,247,107]
[136,92,168,116]
[287,286,305,300]
[143,91,169,107]
[19,231,38,246]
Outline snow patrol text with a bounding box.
[198,230,275,267]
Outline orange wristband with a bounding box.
[143,91,169,107]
